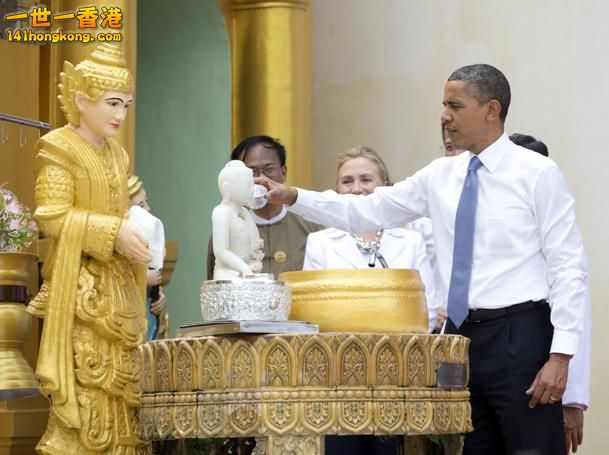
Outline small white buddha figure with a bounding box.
[212,160,264,280]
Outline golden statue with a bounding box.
[27,43,152,454]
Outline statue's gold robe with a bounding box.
[27,126,147,454]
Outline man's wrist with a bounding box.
[287,187,298,206]
[550,352,572,363]
[563,403,587,410]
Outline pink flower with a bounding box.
[9,219,21,231]
[0,189,38,252]
[5,200,21,214]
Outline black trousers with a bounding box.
[445,302,565,455]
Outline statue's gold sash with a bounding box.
[36,209,88,429]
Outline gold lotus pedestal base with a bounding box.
[139,333,471,454]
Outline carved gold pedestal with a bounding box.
[139,333,472,454]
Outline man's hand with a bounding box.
[563,406,584,453]
[434,307,448,332]
[116,220,152,265]
[525,353,571,408]
[150,290,167,315]
[255,176,298,206]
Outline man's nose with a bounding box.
[441,109,451,124]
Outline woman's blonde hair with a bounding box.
[336,146,391,185]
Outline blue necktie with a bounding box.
[447,156,483,328]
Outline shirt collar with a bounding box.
[251,204,288,225]
[467,132,510,174]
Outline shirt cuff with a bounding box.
[563,384,590,409]
[290,187,310,213]
[563,403,588,410]
[550,328,579,356]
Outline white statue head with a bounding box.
[218,160,254,207]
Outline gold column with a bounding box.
[44,0,137,170]
[225,0,312,187]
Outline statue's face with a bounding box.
[77,90,133,143]
[232,168,254,205]
[219,161,256,207]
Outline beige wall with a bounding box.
[312,1,608,453]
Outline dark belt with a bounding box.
[465,299,548,324]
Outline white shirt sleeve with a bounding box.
[534,164,588,354]
[563,285,592,408]
[291,165,432,234]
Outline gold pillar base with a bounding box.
[0,303,39,400]
[0,394,50,455]
[0,253,40,401]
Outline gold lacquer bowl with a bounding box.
[278,268,428,333]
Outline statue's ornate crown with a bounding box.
[58,43,134,125]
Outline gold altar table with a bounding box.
[139,333,472,454]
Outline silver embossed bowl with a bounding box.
[200,274,292,321]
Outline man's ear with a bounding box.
[487,99,502,121]
[74,91,87,113]
[281,165,287,178]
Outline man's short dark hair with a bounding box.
[448,64,511,122]
[509,133,549,157]
[230,135,287,166]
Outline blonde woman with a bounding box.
[303,147,440,332]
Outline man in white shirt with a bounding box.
[258,64,588,455]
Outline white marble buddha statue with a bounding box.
[212,160,264,280]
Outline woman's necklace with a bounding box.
[353,229,384,254]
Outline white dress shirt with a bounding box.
[406,218,435,270]
[406,218,445,314]
[290,133,587,355]
[563,271,592,407]
[303,227,441,332]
